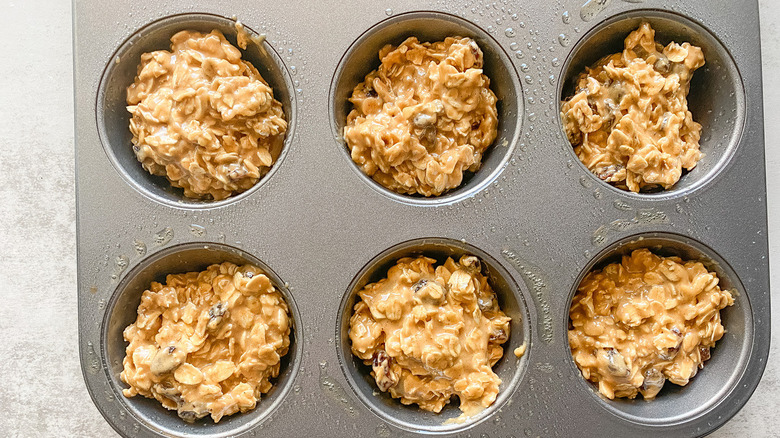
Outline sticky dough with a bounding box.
[561,23,704,192]
[568,249,733,400]
[344,37,498,196]
[349,255,511,416]
[127,30,287,200]
[120,262,291,422]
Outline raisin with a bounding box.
[606,348,630,377]
[207,301,229,331]
[654,56,671,74]
[640,368,666,399]
[178,410,198,423]
[489,328,508,343]
[372,350,399,392]
[699,346,711,362]
[596,164,624,180]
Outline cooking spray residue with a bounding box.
[190,224,206,237]
[581,0,612,22]
[319,361,358,417]
[154,227,174,246]
[581,0,645,22]
[501,249,554,344]
[111,254,129,280]
[132,239,147,257]
[592,209,669,246]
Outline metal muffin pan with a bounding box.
[74,1,769,437]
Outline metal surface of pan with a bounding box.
[74,1,769,437]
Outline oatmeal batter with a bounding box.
[121,262,291,422]
[344,37,499,196]
[561,23,705,192]
[349,256,511,416]
[568,249,734,400]
[127,30,287,200]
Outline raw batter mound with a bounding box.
[344,37,499,196]
[127,30,287,200]
[349,255,511,416]
[121,262,291,422]
[569,249,734,400]
[561,23,705,192]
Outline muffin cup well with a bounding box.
[558,10,745,199]
[329,11,523,206]
[96,13,296,208]
[336,237,531,433]
[564,232,752,425]
[101,243,302,437]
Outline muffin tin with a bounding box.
[74,1,770,437]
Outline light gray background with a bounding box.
[0,0,775,436]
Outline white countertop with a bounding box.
[0,0,776,436]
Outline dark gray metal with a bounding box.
[74,1,769,437]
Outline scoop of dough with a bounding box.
[127,30,287,200]
[561,23,705,192]
[120,262,291,422]
[349,255,511,416]
[568,249,733,400]
[344,37,499,196]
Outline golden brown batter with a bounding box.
[344,37,498,196]
[127,30,287,200]
[561,23,704,192]
[569,249,733,400]
[349,255,511,416]
[121,262,291,422]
